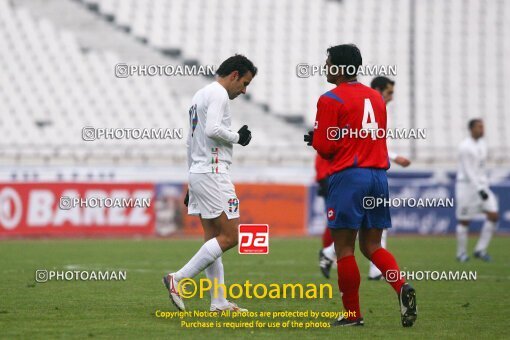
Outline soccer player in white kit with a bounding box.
[456,119,499,262]
[163,55,257,311]
[319,77,412,280]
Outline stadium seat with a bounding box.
[1,0,508,166]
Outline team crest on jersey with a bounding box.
[211,147,219,173]
[327,208,335,221]
[228,198,239,213]
[189,104,198,136]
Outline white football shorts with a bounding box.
[455,182,498,220]
[188,172,240,220]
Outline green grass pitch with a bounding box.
[0,236,508,339]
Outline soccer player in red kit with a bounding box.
[304,44,417,327]
[318,76,413,281]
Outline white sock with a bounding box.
[475,220,497,254]
[368,230,388,278]
[381,229,388,248]
[174,238,223,281]
[456,224,468,257]
[323,243,336,261]
[205,257,228,307]
[368,261,382,278]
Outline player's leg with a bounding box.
[200,216,230,310]
[207,213,246,311]
[363,168,416,327]
[326,169,368,327]
[319,240,337,278]
[360,169,404,291]
[317,177,332,249]
[382,229,388,247]
[164,212,239,310]
[368,229,387,280]
[163,173,240,311]
[455,182,475,262]
[474,211,498,261]
[473,190,499,261]
[456,220,470,262]
[322,227,333,248]
[359,228,417,327]
[174,173,239,278]
[323,241,337,259]
[170,216,233,282]
[331,228,364,326]
[318,177,334,277]
[359,228,403,290]
[163,214,225,311]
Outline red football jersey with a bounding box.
[312,81,390,174]
[315,154,330,181]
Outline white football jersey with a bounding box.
[187,81,239,174]
[456,137,488,190]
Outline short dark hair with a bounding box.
[326,44,362,74]
[216,54,257,78]
[370,76,395,90]
[468,118,482,130]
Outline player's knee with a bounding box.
[487,212,499,223]
[358,244,368,258]
[359,244,370,259]
[334,242,355,259]
[220,231,238,248]
[217,231,237,250]
[458,220,470,227]
[360,243,380,260]
[336,248,355,259]
[229,233,238,247]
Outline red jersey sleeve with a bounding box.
[312,95,342,159]
[315,154,330,181]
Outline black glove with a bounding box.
[184,190,189,207]
[237,125,252,146]
[317,177,329,198]
[304,130,314,146]
[478,190,489,201]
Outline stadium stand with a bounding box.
[0,0,311,166]
[0,0,508,167]
[81,0,510,165]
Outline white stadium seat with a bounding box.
[0,0,508,166]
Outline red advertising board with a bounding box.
[182,183,307,236]
[0,183,155,237]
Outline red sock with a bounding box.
[336,255,361,320]
[370,248,405,293]
[322,227,333,248]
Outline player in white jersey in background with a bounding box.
[455,119,498,262]
[319,77,412,280]
[163,55,257,311]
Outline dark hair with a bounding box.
[468,118,482,130]
[370,76,395,90]
[216,54,257,78]
[326,44,362,75]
